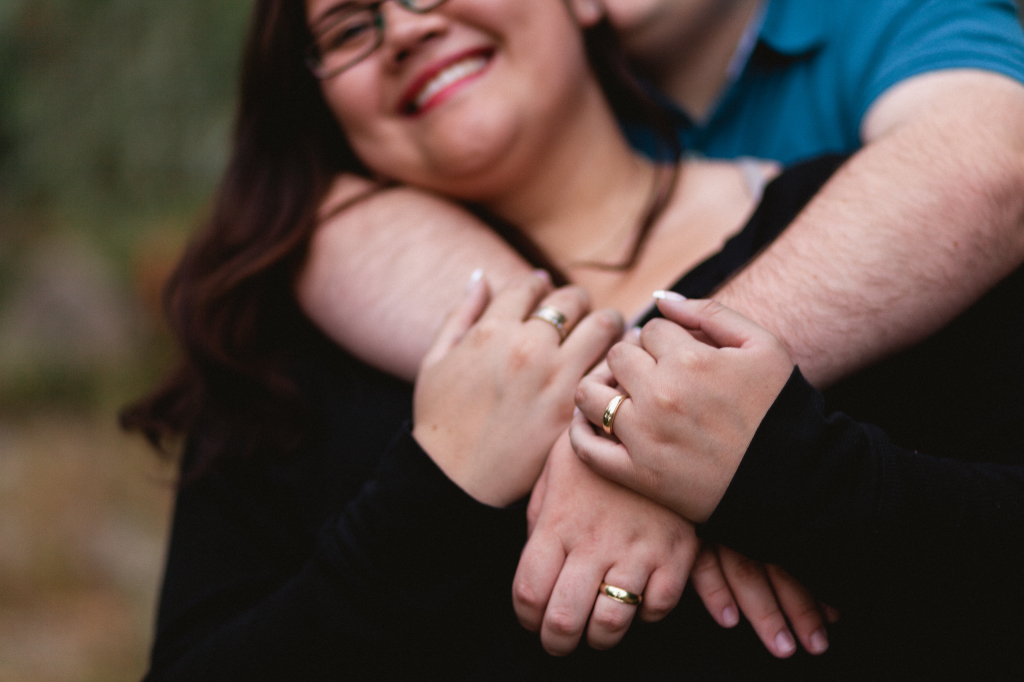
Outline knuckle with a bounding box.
[468,319,499,348]
[508,273,547,302]
[728,554,765,582]
[562,284,591,311]
[591,309,623,336]
[512,580,544,613]
[790,603,824,627]
[605,341,625,364]
[691,547,717,572]
[699,298,725,317]
[641,318,672,344]
[640,602,672,623]
[525,274,549,297]
[591,608,632,633]
[545,609,580,638]
[689,350,714,374]
[574,381,593,407]
[759,605,785,623]
[644,318,670,335]
[696,579,734,605]
[573,442,592,465]
[508,335,543,370]
[650,384,676,412]
[641,593,677,621]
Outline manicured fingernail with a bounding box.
[775,630,796,655]
[653,290,686,301]
[629,326,642,339]
[573,407,581,418]
[722,605,739,627]
[533,269,552,283]
[809,628,829,654]
[465,268,484,291]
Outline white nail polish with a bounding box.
[465,268,484,291]
[653,290,687,301]
[629,326,642,339]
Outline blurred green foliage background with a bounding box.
[0,1,251,680]
[0,0,251,410]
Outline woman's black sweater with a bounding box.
[146,156,1024,680]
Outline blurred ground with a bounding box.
[0,412,173,682]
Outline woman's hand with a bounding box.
[570,296,793,523]
[691,544,836,656]
[413,272,622,507]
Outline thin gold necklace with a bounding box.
[571,159,682,271]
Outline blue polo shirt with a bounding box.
[635,0,1024,164]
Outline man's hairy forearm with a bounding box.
[715,75,1024,387]
[297,180,532,381]
[298,77,1024,388]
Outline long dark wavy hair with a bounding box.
[122,0,678,478]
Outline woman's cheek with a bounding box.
[320,67,388,143]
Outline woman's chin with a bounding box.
[395,117,526,200]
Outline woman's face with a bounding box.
[306,0,600,200]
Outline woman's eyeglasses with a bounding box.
[307,0,451,79]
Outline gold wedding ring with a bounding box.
[531,306,568,341]
[599,582,643,605]
[602,394,627,436]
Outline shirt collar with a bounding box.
[757,0,828,57]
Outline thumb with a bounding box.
[655,297,773,351]
[421,270,490,370]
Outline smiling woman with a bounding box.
[310,0,610,205]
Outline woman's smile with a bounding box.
[316,0,606,201]
[399,46,494,116]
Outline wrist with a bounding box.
[411,426,524,508]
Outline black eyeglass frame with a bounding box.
[306,0,451,79]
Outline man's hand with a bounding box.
[514,432,694,655]
[691,544,836,657]
[515,431,833,657]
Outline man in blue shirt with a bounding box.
[298,0,1024,662]
[625,0,1024,162]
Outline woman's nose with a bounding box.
[379,3,449,66]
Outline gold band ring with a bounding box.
[602,394,627,436]
[599,582,643,605]
[531,306,568,341]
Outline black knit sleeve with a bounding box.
[145,424,523,681]
[701,369,1024,613]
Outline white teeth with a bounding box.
[414,56,488,110]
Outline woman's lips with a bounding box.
[399,47,494,116]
